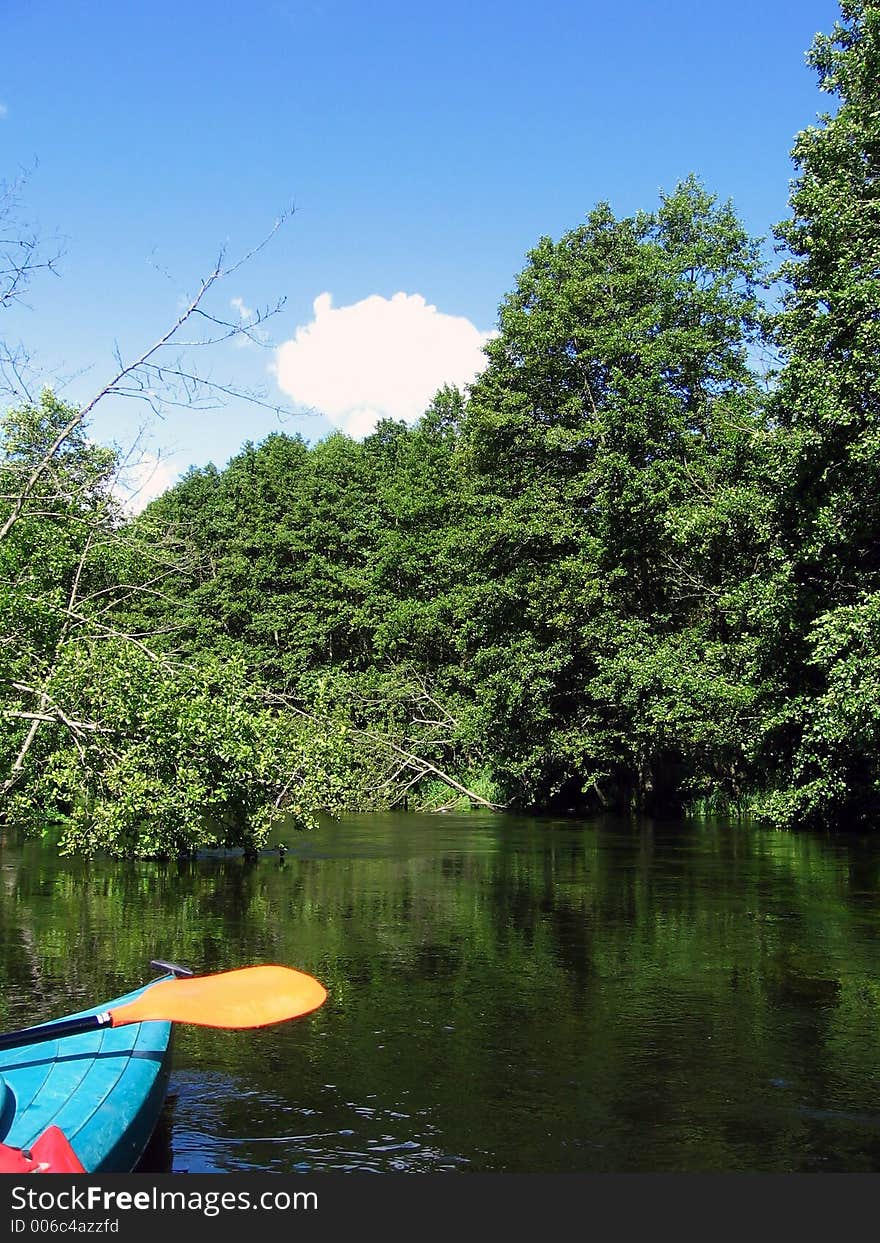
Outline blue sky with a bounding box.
[2,0,841,504]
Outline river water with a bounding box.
[2,812,880,1173]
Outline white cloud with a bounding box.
[0,104,7,120]
[230,295,254,321]
[113,452,179,515]
[273,291,495,436]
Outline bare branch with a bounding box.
[0,171,64,313]
[0,210,296,543]
[4,710,113,734]
[267,689,505,812]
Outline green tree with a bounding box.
[0,392,120,796]
[0,396,361,856]
[456,178,769,812]
[761,0,880,828]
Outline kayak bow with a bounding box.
[0,964,328,1173]
[0,978,173,1173]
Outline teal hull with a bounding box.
[0,980,173,1172]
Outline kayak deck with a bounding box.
[0,980,173,1173]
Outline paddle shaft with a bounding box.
[0,1012,109,1053]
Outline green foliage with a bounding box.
[4,4,879,847]
[758,1,880,827]
[7,644,364,856]
[454,177,769,811]
[760,593,880,829]
[0,397,376,856]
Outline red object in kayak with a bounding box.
[0,1125,86,1173]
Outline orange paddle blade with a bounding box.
[107,965,328,1030]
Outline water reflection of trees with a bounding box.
[2,818,880,1171]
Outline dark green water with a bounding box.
[3,813,880,1172]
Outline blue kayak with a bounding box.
[0,979,173,1172]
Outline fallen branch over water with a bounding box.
[266,690,505,813]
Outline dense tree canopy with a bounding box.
[2,2,878,853]
[453,177,769,811]
[761,0,880,828]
